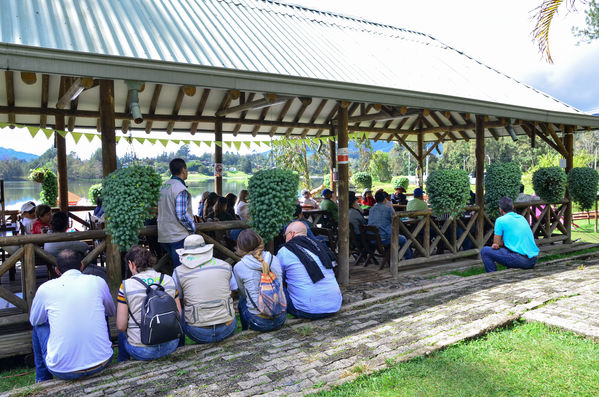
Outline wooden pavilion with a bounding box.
[1,0,599,357]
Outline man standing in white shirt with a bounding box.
[29,250,115,382]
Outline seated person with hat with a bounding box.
[390,186,408,206]
[299,189,319,209]
[20,201,37,234]
[406,188,429,215]
[319,189,338,226]
[173,235,237,344]
[360,188,376,208]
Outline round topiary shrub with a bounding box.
[248,169,299,243]
[392,176,409,190]
[102,166,162,250]
[484,162,521,219]
[352,172,372,190]
[567,167,598,211]
[532,166,567,203]
[426,169,470,217]
[88,183,103,205]
[28,166,58,206]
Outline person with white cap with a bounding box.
[299,189,318,209]
[20,201,37,235]
[173,234,237,344]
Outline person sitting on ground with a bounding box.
[277,222,341,319]
[319,188,338,226]
[197,191,210,218]
[515,184,540,203]
[29,249,115,382]
[44,212,90,259]
[390,186,408,206]
[234,229,286,332]
[203,192,219,220]
[406,188,429,216]
[349,191,366,237]
[235,189,250,221]
[31,204,52,234]
[20,201,37,234]
[299,189,319,209]
[481,197,539,273]
[368,191,413,260]
[117,246,181,361]
[173,235,237,343]
[225,193,238,219]
[360,188,376,208]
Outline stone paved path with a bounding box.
[6,259,599,397]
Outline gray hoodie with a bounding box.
[233,251,283,315]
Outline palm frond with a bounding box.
[531,0,580,63]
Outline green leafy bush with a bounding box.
[369,151,391,182]
[484,162,521,219]
[532,167,567,203]
[322,174,330,190]
[28,166,58,206]
[102,166,162,250]
[352,172,372,189]
[248,169,299,242]
[567,167,598,211]
[88,183,103,205]
[392,176,409,190]
[426,169,470,217]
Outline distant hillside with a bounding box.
[0,147,39,161]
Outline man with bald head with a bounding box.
[277,221,342,319]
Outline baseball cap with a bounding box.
[322,188,333,197]
[20,201,36,213]
[414,188,425,197]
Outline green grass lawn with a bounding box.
[572,222,599,244]
[315,321,599,397]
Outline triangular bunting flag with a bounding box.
[181,140,190,144]
[43,129,54,139]
[135,137,145,144]
[191,140,202,148]
[0,122,8,128]
[159,139,169,147]
[172,140,180,145]
[27,126,40,137]
[84,133,95,143]
[71,132,82,144]
[224,141,231,148]
[147,138,157,144]
[116,136,122,142]
[233,141,241,151]
[203,141,212,148]
[57,129,68,138]
[215,141,222,147]
[243,141,251,149]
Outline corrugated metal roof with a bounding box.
[0,0,580,114]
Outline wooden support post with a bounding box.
[23,244,37,310]
[564,126,574,243]
[56,77,69,212]
[417,128,424,187]
[336,103,349,285]
[475,116,485,246]
[99,79,121,296]
[390,215,399,278]
[215,118,223,196]
[329,127,337,193]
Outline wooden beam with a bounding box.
[166,86,186,134]
[40,74,49,128]
[56,77,69,212]
[285,97,312,137]
[424,132,448,158]
[528,123,562,154]
[336,103,350,285]
[252,106,270,137]
[544,123,569,157]
[4,71,15,127]
[475,116,485,246]
[190,88,210,135]
[144,84,162,134]
[269,98,294,137]
[233,92,255,136]
[428,111,458,142]
[215,93,289,116]
[301,99,327,138]
[488,127,500,140]
[396,134,419,160]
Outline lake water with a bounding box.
[2,179,249,213]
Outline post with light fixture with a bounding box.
[336,101,349,285]
[564,126,574,243]
[506,119,518,142]
[55,77,69,212]
[475,115,485,247]
[125,80,144,124]
[99,79,121,296]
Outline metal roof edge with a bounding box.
[3,43,599,129]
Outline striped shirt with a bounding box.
[175,189,195,233]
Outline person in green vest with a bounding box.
[319,189,338,226]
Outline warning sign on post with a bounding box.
[337,147,349,164]
[214,163,223,177]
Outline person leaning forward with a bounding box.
[481,196,539,272]
[29,250,115,382]
[157,158,196,268]
[277,221,342,319]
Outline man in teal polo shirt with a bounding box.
[481,196,539,272]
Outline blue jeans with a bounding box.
[238,296,286,332]
[284,288,336,320]
[382,235,413,259]
[181,315,236,344]
[481,246,537,273]
[160,239,186,268]
[117,332,179,362]
[32,324,111,382]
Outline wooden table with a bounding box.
[302,209,328,226]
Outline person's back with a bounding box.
[44,212,89,258]
[495,212,539,258]
[367,202,393,241]
[30,250,114,381]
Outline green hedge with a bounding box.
[249,169,299,242]
[568,167,598,211]
[102,166,162,250]
[391,176,409,190]
[88,183,103,205]
[484,162,521,219]
[352,172,372,189]
[426,169,470,217]
[532,167,567,203]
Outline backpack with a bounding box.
[125,274,182,346]
[246,255,287,317]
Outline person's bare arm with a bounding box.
[116,303,129,332]
[492,234,503,250]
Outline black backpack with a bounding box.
[125,274,182,346]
